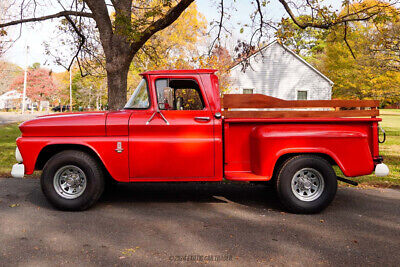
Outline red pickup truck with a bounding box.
[11,69,389,213]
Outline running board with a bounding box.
[337,176,358,186]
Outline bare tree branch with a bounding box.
[0,10,93,28]
[344,21,356,59]
[208,0,225,55]
[254,0,264,36]
[277,0,383,29]
[64,15,87,75]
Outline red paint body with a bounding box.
[16,69,382,182]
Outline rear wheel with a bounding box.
[275,155,337,214]
[41,150,105,211]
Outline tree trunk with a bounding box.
[84,0,195,110]
[106,65,129,110]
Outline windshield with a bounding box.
[124,79,150,109]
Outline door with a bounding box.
[129,75,215,180]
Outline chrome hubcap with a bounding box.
[291,168,324,201]
[53,165,87,199]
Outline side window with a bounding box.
[155,78,205,110]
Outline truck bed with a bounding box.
[222,94,381,181]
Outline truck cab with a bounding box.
[121,70,223,181]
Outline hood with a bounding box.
[19,112,107,137]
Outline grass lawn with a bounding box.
[0,123,22,177]
[341,109,400,188]
[0,111,399,187]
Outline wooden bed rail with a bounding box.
[222,94,379,119]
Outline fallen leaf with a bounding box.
[121,248,138,256]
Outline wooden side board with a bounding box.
[222,94,379,108]
[222,94,380,118]
[224,109,379,119]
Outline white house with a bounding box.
[0,90,32,110]
[228,40,333,100]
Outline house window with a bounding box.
[297,90,308,100]
[243,88,254,94]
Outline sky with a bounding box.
[1,0,335,73]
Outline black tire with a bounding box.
[41,150,105,211]
[275,155,337,214]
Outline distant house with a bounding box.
[228,40,333,100]
[0,90,31,110]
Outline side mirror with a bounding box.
[159,87,174,110]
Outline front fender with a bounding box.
[16,136,129,182]
[249,125,374,178]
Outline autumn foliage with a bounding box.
[10,67,63,104]
[278,0,400,105]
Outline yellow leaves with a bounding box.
[121,247,140,257]
[129,3,206,73]
[338,0,399,24]
[320,11,400,103]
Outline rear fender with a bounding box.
[250,125,374,178]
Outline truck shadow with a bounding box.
[98,182,282,210]
[24,179,282,210]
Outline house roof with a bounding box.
[0,90,22,100]
[230,40,334,85]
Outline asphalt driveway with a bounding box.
[0,178,399,266]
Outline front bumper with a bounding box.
[11,146,25,178]
[11,163,25,178]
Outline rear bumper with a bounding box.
[375,163,389,177]
[373,156,389,177]
[11,163,24,178]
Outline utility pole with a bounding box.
[69,66,73,112]
[21,45,29,114]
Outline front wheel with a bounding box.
[276,155,337,214]
[41,150,105,211]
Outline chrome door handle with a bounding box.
[194,117,211,122]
